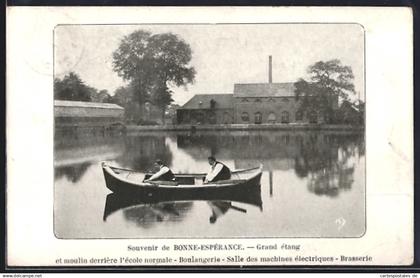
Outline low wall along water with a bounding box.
[126,123,365,133]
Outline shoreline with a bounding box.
[126,123,364,132]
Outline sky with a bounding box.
[54,24,364,105]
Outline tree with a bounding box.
[294,59,356,123]
[112,30,196,122]
[86,86,99,101]
[112,86,134,107]
[97,90,113,103]
[54,72,92,101]
[336,99,365,125]
[111,85,143,123]
[165,103,181,124]
[150,84,174,123]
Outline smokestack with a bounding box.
[268,55,272,83]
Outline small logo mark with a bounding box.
[335,217,346,230]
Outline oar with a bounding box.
[107,165,144,173]
[229,204,247,213]
[107,164,206,177]
[106,164,154,175]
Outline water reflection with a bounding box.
[55,130,365,238]
[56,131,363,194]
[208,201,248,224]
[305,147,356,197]
[54,162,92,183]
[123,202,193,228]
[54,133,125,182]
[177,131,364,198]
[103,182,263,225]
[294,134,361,197]
[115,135,173,172]
[54,133,173,181]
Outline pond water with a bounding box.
[54,129,365,239]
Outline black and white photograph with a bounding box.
[53,23,365,239]
[7,6,414,267]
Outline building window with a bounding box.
[268,98,276,102]
[295,110,303,121]
[309,111,318,124]
[210,99,216,109]
[223,112,231,124]
[254,112,262,124]
[254,98,262,102]
[324,111,331,124]
[268,112,276,123]
[208,111,216,124]
[241,112,249,122]
[281,111,290,123]
[195,112,205,124]
[241,98,249,102]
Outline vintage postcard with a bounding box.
[6,7,413,267]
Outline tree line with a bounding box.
[294,59,364,125]
[54,72,113,103]
[54,72,181,124]
[54,28,363,126]
[54,30,195,124]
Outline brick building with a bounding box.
[177,56,338,125]
[176,94,234,125]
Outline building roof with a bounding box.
[181,94,234,109]
[54,100,124,110]
[233,82,296,98]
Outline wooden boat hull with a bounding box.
[102,162,262,197]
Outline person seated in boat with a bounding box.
[204,156,231,183]
[144,159,176,182]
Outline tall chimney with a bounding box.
[268,55,272,83]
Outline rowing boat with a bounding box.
[101,162,263,196]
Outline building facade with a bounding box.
[177,84,338,125]
[177,56,338,125]
[54,100,125,127]
[176,94,234,125]
[233,82,330,124]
